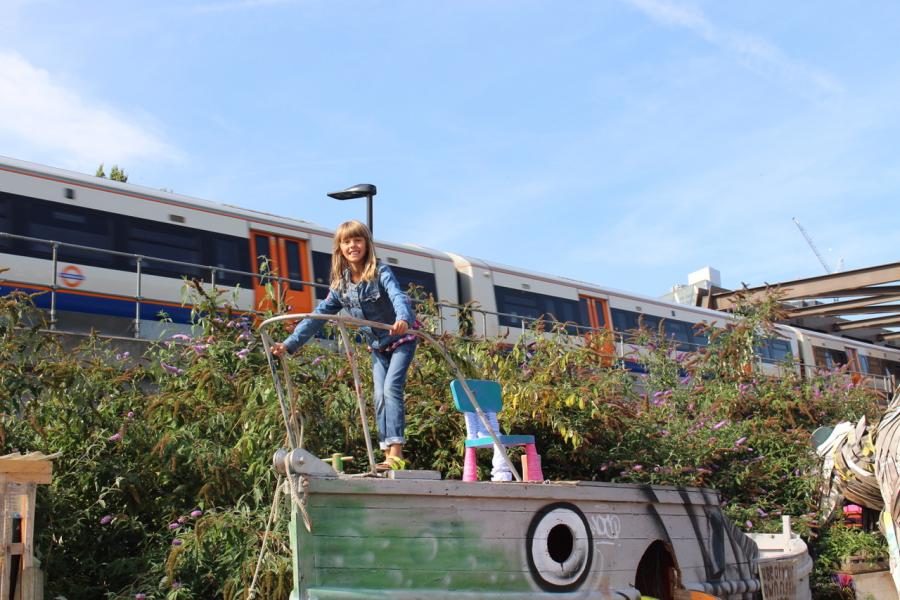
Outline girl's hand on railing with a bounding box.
[271,342,288,357]
[389,319,409,335]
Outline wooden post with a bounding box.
[0,473,10,600]
[0,452,55,600]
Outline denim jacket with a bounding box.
[282,262,416,353]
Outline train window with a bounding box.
[210,235,251,288]
[494,286,584,334]
[311,251,332,300]
[885,360,900,378]
[813,346,848,370]
[125,220,203,279]
[578,298,591,329]
[390,265,438,301]
[284,240,305,291]
[867,356,886,376]
[0,196,10,250]
[24,202,116,267]
[769,339,793,362]
[663,320,691,350]
[690,325,709,348]
[254,235,273,286]
[611,308,638,334]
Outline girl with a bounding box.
[270,220,417,470]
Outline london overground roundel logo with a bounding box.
[525,502,593,592]
[60,265,85,288]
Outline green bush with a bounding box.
[0,288,887,598]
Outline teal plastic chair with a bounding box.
[450,379,543,481]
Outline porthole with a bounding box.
[526,502,592,592]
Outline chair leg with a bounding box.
[523,444,543,482]
[463,447,478,482]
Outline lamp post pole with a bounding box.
[327,184,377,235]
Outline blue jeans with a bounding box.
[371,341,417,449]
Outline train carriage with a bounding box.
[0,155,457,337]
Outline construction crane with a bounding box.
[792,217,834,274]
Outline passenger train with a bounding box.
[2,155,899,390]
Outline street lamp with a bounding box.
[327,183,377,235]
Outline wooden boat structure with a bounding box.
[815,391,900,596]
[260,314,813,600]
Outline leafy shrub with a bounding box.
[0,287,887,598]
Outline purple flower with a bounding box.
[191,344,209,354]
[238,330,253,341]
[161,361,185,375]
[135,594,146,600]
[757,508,768,517]
[116,351,131,361]
[711,420,728,430]
[177,516,187,524]
[126,411,135,420]
[190,509,203,518]
[235,348,250,360]
[632,464,643,471]
[171,581,181,589]
[660,429,670,437]
[680,375,692,385]
[168,522,180,530]
[108,432,122,442]
[311,355,325,366]
[172,538,182,546]
[745,520,753,529]
[734,436,748,447]
[696,467,712,474]
[170,333,191,342]
[100,515,113,525]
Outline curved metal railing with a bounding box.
[258,313,523,481]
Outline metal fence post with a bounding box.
[134,257,142,339]
[49,242,59,330]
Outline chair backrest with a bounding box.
[450,379,503,413]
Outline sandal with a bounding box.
[375,456,408,471]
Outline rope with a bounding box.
[247,474,283,599]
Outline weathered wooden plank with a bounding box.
[305,478,718,506]
[0,474,10,600]
[20,482,35,600]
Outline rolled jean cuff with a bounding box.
[380,437,404,449]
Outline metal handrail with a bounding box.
[0,230,329,337]
[258,313,523,481]
[1,230,896,393]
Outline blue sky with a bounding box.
[2,0,899,297]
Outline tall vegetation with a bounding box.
[0,288,886,598]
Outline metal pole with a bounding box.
[49,243,59,331]
[366,193,373,235]
[134,257,142,339]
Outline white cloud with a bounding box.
[623,0,842,96]
[0,51,181,169]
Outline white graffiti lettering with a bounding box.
[589,514,621,539]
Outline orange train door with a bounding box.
[579,295,615,364]
[250,231,314,315]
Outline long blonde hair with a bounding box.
[330,220,378,290]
